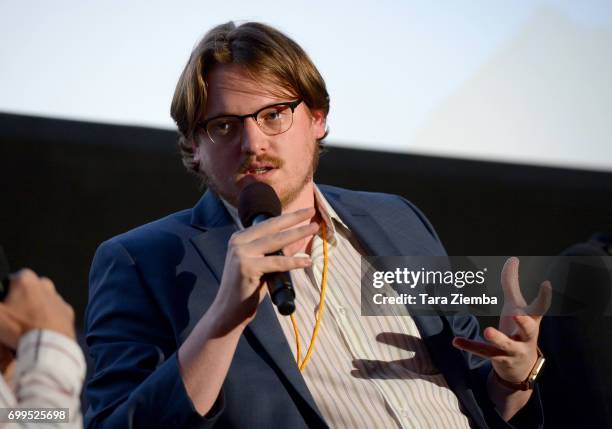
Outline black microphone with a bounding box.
[238,182,296,316]
[0,246,10,301]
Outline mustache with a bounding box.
[238,155,284,173]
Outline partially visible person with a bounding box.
[540,233,612,428]
[0,269,85,428]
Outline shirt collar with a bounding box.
[221,198,244,230]
[220,184,347,246]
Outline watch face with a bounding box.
[530,357,546,380]
[535,357,545,374]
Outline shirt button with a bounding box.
[337,306,346,317]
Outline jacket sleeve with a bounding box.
[84,239,225,429]
[399,195,544,429]
[450,314,544,429]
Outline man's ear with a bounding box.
[191,138,201,163]
[311,109,327,140]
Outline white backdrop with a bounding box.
[1,1,611,171]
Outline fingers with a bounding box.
[9,268,38,285]
[510,281,551,341]
[39,276,56,292]
[452,337,508,358]
[232,207,315,244]
[0,304,25,349]
[249,255,312,275]
[453,324,521,358]
[501,257,527,307]
[245,222,319,256]
[9,269,55,291]
[512,314,539,342]
[1,268,75,341]
[525,280,552,318]
[483,327,517,354]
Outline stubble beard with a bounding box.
[200,142,320,209]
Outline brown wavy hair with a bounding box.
[170,21,330,175]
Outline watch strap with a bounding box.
[493,346,545,391]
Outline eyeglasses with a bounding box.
[198,99,303,145]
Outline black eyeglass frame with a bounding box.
[198,99,303,143]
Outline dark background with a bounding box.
[2,112,610,324]
[1,111,611,426]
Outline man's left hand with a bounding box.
[452,257,552,384]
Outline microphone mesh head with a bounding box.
[238,182,282,227]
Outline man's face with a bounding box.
[193,63,326,208]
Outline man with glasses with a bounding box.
[85,21,547,429]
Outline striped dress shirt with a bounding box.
[223,186,472,429]
[0,330,85,429]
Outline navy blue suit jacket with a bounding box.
[85,185,543,428]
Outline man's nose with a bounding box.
[240,118,268,154]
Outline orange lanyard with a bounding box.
[290,222,329,372]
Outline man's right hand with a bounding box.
[0,269,76,350]
[211,207,317,333]
[178,207,318,415]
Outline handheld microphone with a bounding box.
[0,246,10,301]
[238,182,296,316]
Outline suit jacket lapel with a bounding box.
[189,191,327,426]
[321,187,446,333]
